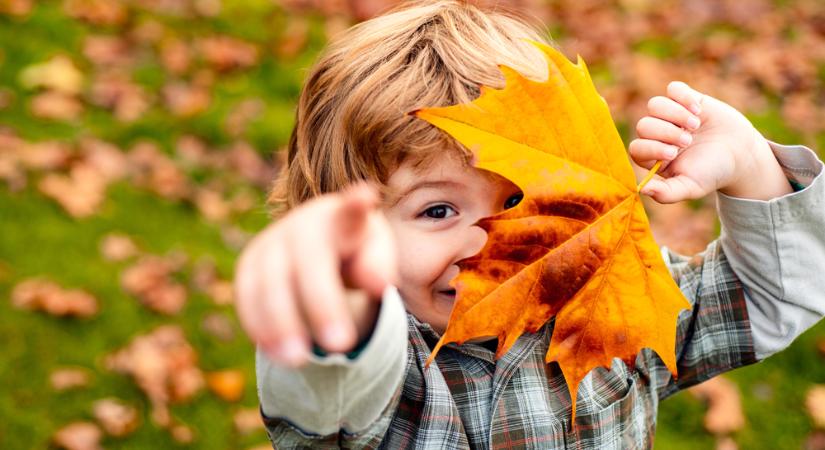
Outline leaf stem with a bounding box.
[636,161,662,193]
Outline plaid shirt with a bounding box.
[259,143,825,449]
[263,240,757,449]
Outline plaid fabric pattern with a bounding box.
[264,239,757,449]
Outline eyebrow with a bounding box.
[386,180,465,208]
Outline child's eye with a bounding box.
[504,192,523,209]
[419,204,457,220]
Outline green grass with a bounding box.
[2,1,825,448]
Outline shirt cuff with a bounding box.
[716,141,823,228]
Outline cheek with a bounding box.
[391,226,455,293]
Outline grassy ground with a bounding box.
[1,1,825,449]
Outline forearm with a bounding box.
[717,142,825,359]
[256,286,408,436]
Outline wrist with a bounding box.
[718,134,793,201]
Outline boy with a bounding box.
[234,1,825,448]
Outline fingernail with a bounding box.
[689,103,701,115]
[277,337,307,366]
[322,324,353,350]
[664,146,678,159]
[686,116,701,130]
[679,133,692,147]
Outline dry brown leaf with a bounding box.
[227,141,273,187]
[106,325,204,427]
[201,312,236,341]
[30,91,84,121]
[18,140,73,171]
[224,99,264,137]
[11,278,98,318]
[689,376,745,434]
[79,138,129,182]
[121,255,188,315]
[206,369,245,402]
[276,17,310,59]
[170,423,195,443]
[19,55,84,95]
[92,398,140,437]
[52,422,102,450]
[83,35,133,67]
[716,436,738,450]
[194,187,231,222]
[163,81,210,117]
[99,233,139,262]
[63,0,127,26]
[38,163,107,218]
[0,0,32,16]
[197,36,259,72]
[50,367,92,391]
[807,385,825,428]
[127,141,190,200]
[89,70,151,122]
[159,37,192,75]
[806,430,825,450]
[233,408,264,435]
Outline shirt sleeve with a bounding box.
[256,285,408,447]
[716,142,825,360]
[648,141,825,398]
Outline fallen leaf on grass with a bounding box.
[63,0,127,26]
[52,421,102,450]
[92,397,140,437]
[11,278,98,318]
[19,55,84,95]
[163,81,210,117]
[99,233,139,262]
[201,312,236,341]
[38,163,107,218]
[50,367,92,391]
[197,36,260,72]
[121,256,188,315]
[127,141,191,200]
[105,325,204,427]
[689,376,745,434]
[233,408,264,435]
[807,385,825,428]
[206,369,245,402]
[30,91,84,121]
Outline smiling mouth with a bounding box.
[438,289,456,297]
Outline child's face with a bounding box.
[383,152,523,335]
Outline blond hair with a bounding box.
[270,0,553,213]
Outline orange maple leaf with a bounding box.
[414,41,691,420]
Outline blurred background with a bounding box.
[1,0,824,448]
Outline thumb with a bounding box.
[640,175,702,204]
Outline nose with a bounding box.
[457,223,488,261]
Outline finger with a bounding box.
[666,81,704,116]
[647,95,701,131]
[640,174,704,204]
[289,201,359,353]
[234,246,270,345]
[258,239,311,367]
[636,116,693,148]
[628,138,679,169]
